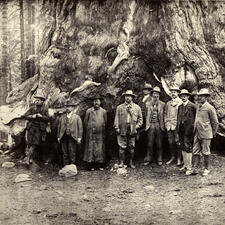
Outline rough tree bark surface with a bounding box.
[0,0,225,149]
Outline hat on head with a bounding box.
[197,88,210,96]
[143,83,152,90]
[179,89,191,96]
[151,86,161,94]
[91,94,103,101]
[65,99,76,107]
[170,86,180,92]
[34,92,46,101]
[122,90,136,97]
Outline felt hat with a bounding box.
[143,83,152,90]
[151,86,161,94]
[197,88,210,96]
[122,90,136,97]
[91,94,103,100]
[179,89,191,96]
[169,86,180,92]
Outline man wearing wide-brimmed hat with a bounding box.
[192,88,218,176]
[57,100,83,166]
[83,95,107,170]
[175,89,197,175]
[144,86,165,166]
[114,90,143,168]
[191,90,199,105]
[164,86,183,166]
[24,92,49,169]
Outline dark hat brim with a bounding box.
[122,93,136,97]
[34,96,46,101]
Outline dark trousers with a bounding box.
[60,134,77,166]
[145,122,163,162]
[178,126,193,153]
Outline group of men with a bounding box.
[24,83,218,176]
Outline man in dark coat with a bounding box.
[83,95,107,170]
[175,89,196,175]
[144,87,165,166]
[24,92,49,167]
[57,102,83,166]
[114,90,143,168]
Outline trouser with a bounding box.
[117,135,135,163]
[178,130,193,170]
[145,122,163,162]
[26,144,38,163]
[60,134,77,166]
[167,130,181,159]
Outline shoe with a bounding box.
[118,162,124,168]
[91,168,95,171]
[202,169,210,176]
[185,170,193,176]
[177,159,182,167]
[179,165,186,171]
[166,157,175,165]
[143,162,150,166]
[99,168,104,171]
[157,161,163,166]
[130,164,135,169]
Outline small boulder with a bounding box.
[117,167,127,175]
[59,164,78,177]
[144,185,155,191]
[2,162,15,168]
[15,174,32,183]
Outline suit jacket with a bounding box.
[194,101,218,139]
[145,100,165,132]
[114,102,143,136]
[57,111,83,142]
[176,101,196,136]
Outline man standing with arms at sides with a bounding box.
[57,101,83,166]
[175,89,196,175]
[114,90,143,168]
[144,87,165,166]
[83,95,107,171]
[164,86,183,166]
[192,88,218,176]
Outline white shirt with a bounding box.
[142,94,150,103]
[183,100,189,106]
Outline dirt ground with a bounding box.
[1,154,225,225]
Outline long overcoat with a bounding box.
[83,107,107,163]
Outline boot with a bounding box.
[119,148,125,167]
[185,153,193,176]
[203,155,210,176]
[180,151,187,171]
[192,154,200,175]
[129,148,135,169]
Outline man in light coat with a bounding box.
[192,88,218,176]
[175,89,196,175]
[164,86,183,166]
[144,87,165,166]
[57,101,83,166]
[114,90,143,168]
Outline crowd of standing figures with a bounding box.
[24,84,218,176]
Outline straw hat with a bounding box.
[179,89,191,96]
[151,86,161,94]
[169,86,180,92]
[197,88,210,96]
[122,90,136,97]
[143,83,152,90]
